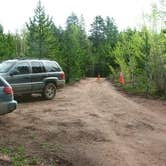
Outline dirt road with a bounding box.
[0,78,166,166]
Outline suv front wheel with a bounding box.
[43,83,56,100]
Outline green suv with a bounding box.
[0,59,65,100]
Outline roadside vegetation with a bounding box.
[0,146,40,166]
[0,0,165,96]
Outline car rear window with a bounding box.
[45,61,61,72]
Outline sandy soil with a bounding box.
[0,78,166,166]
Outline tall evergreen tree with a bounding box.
[0,25,16,60]
[26,0,59,59]
[104,17,119,69]
[0,24,4,59]
[66,12,79,26]
[0,24,3,34]
[89,16,105,49]
[89,16,107,76]
[61,14,81,82]
[78,15,91,77]
[60,13,89,82]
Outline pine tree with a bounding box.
[89,16,105,49]
[26,0,59,59]
[105,17,118,49]
[89,16,107,76]
[59,13,89,82]
[0,25,16,60]
[61,14,81,82]
[104,17,119,70]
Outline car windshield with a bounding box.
[0,61,16,73]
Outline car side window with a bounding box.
[15,62,30,75]
[31,62,44,73]
[46,62,60,72]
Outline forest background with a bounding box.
[0,1,165,96]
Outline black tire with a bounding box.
[42,83,56,100]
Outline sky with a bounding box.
[0,0,157,33]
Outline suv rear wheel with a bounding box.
[43,83,56,100]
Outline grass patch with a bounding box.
[0,146,41,166]
[108,77,166,99]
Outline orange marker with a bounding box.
[119,72,125,84]
[97,74,100,81]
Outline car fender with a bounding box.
[43,77,58,86]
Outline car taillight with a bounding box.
[60,72,65,80]
[3,86,13,95]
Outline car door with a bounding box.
[30,61,46,92]
[7,62,31,94]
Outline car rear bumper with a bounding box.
[0,100,17,115]
[57,80,65,88]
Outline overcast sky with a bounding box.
[0,0,157,33]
